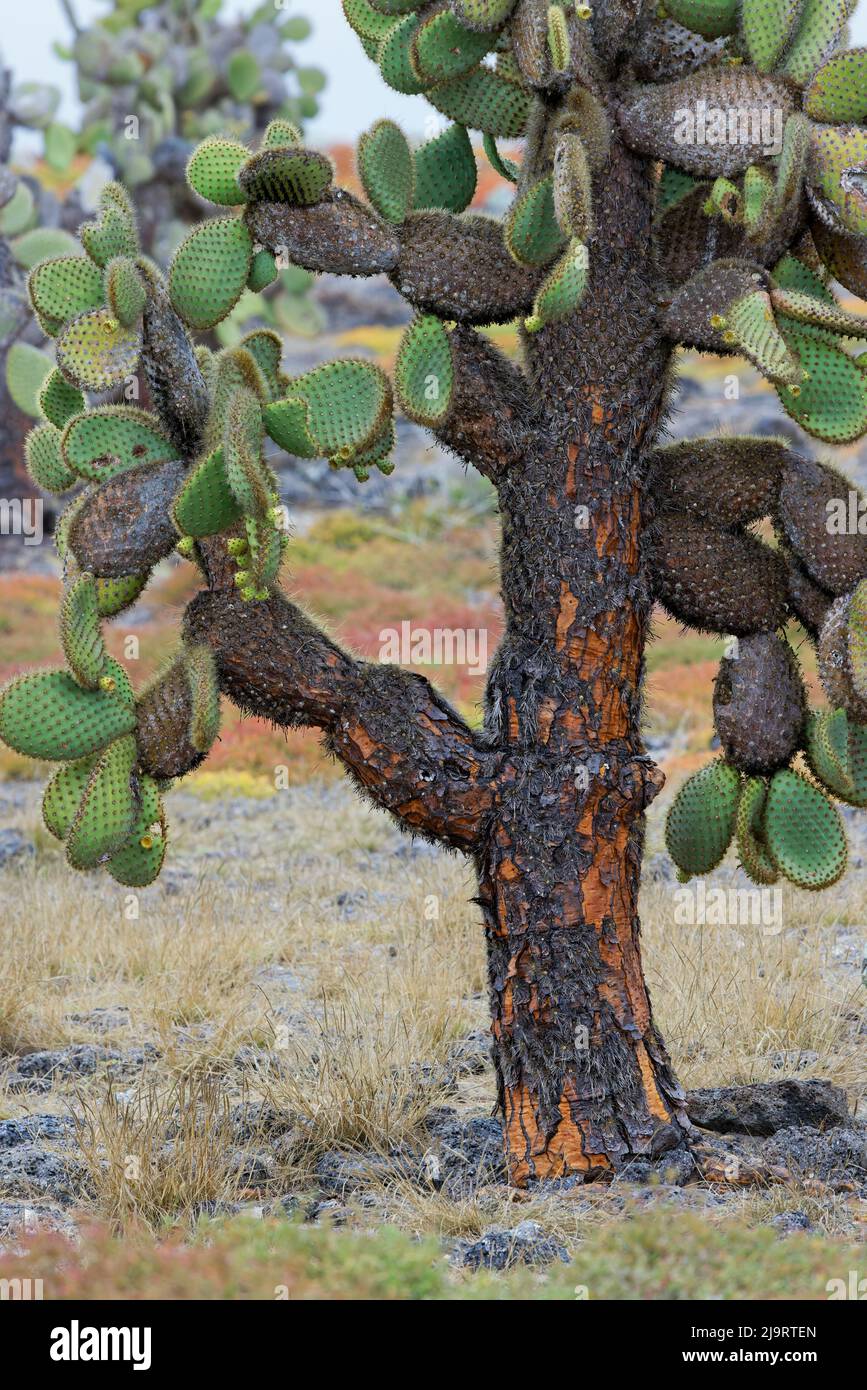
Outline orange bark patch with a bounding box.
[505,1079,613,1185]
[555,583,579,653]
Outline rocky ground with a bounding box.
[0,777,863,1272]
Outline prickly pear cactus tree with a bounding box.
[4,0,867,1187]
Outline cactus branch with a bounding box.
[246,191,401,278]
[432,325,539,481]
[183,578,503,851]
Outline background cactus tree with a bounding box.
[58,0,326,335]
[0,52,84,508]
[3,0,867,1185]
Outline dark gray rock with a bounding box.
[226,1150,275,1186]
[0,828,34,867]
[0,1144,91,1205]
[447,1031,491,1078]
[762,1126,866,1188]
[64,1007,130,1033]
[10,1045,123,1079]
[424,1108,507,1196]
[0,1114,75,1149]
[770,1210,814,1236]
[306,1198,349,1225]
[453,1220,569,1272]
[687,1080,851,1136]
[0,1201,73,1243]
[5,1043,155,1090]
[313,1148,410,1197]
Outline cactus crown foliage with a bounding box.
[2,0,867,891]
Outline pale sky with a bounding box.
[3,0,867,146]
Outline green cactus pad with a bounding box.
[776,323,867,444]
[804,707,856,801]
[808,125,867,236]
[29,255,104,324]
[804,48,867,123]
[238,148,333,205]
[0,668,136,762]
[343,0,398,44]
[771,252,835,303]
[724,291,804,388]
[186,136,248,206]
[781,0,857,86]
[26,423,77,494]
[261,120,303,150]
[483,132,520,185]
[247,249,278,292]
[66,733,139,870]
[427,66,531,138]
[184,645,221,754]
[377,14,429,95]
[56,310,142,392]
[224,388,274,521]
[265,360,393,465]
[61,407,175,483]
[169,217,253,331]
[107,776,166,887]
[546,4,570,72]
[358,120,415,224]
[38,369,84,430]
[450,0,518,27]
[505,174,567,267]
[553,133,593,241]
[414,123,477,213]
[6,342,53,418]
[771,286,867,338]
[79,186,139,268]
[412,10,493,83]
[104,257,146,327]
[665,760,741,878]
[43,754,99,842]
[850,579,867,700]
[204,347,268,453]
[763,768,848,888]
[665,0,739,39]
[525,238,589,332]
[10,227,80,271]
[60,574,108,690]
[94,573,150,619]
[395,315,454,426]
[775,114,811,209]
[242,514,285,595]
[238,331,284,400]
[735,777,779,885]
[740,0,804,73]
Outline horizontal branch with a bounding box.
[390,212,540,325]
[183,583,503,851]
[246,190,400,278]
[618,70,797,178]
[434,326,539,482]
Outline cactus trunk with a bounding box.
[477,138,690,1181]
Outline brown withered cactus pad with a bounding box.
[647,511,789,635]
[778,456,867,597]
[713,633,806,774]
[68,457,186,579]
[648,436,788,526]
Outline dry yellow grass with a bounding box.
[0,778,863,1241]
